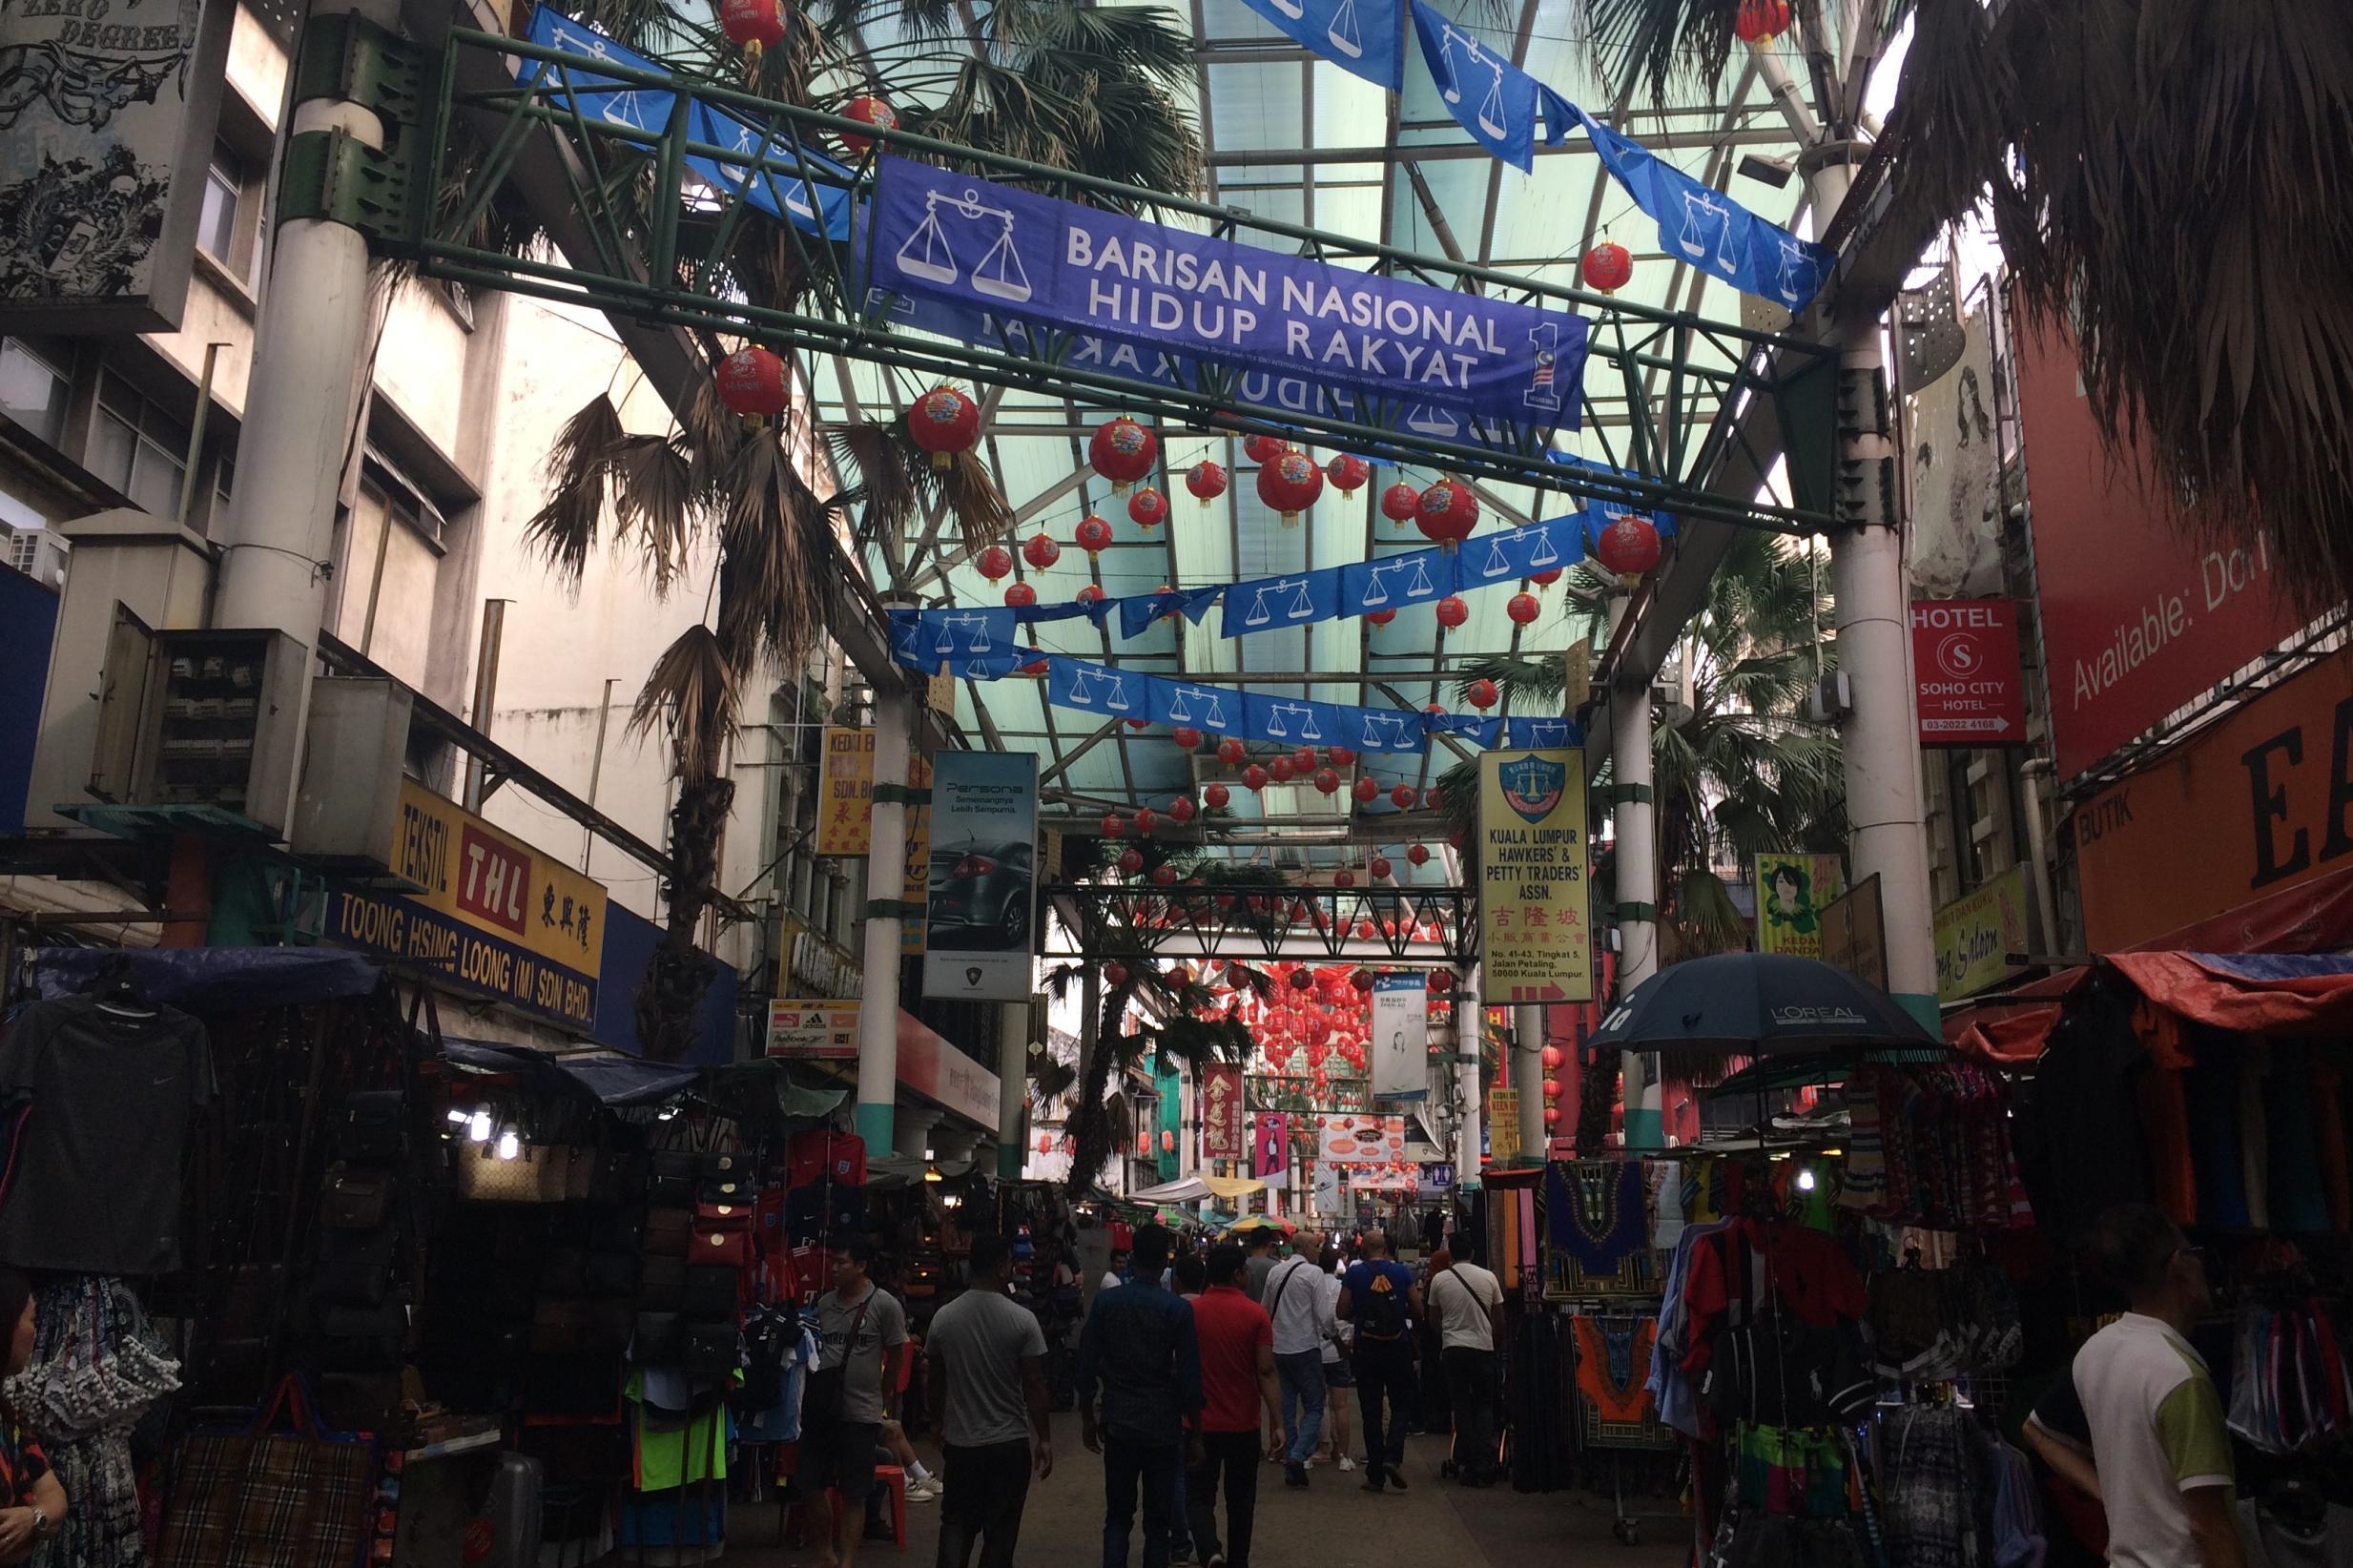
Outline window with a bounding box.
[195,146,256,283]
[0,340,70,448]
[89,373,189,519]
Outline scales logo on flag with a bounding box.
[1496,753,1566,822]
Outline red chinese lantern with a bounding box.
[1435,595,1469,629]
[1291,746,1318,774]
[1186,460,1228,506]
[1328,746,1355,767]
[1074,514,1114,560]
[975,544,1014,582]
[1128,486,1168,530]
[1579,240,1633,296]
[1352,775,1378,804]
[1380,483,1421,527]
[1425,786,1446,809]
[1391,784,1416,809]
[1256,449,1325,526]
[1367,609,1396,627]
[1171,727,1203,752]
[1427,970,1450,993]
[1269,757,1297,784]
[1038,1133,1054,1154]
[1415,479,1479,545]
[1541,1077,1562,1100]
[719,0,785,65]
[1151,863,1177,887]
[715,346,788,427]
[1467,678,1498,711]
[1735,0,1791,43]
[1004,583,1036,608]
[1370,855,1393,879]
[1333,869,1356,889]
[1119,848,1145,876]
[1167,794,1196,824]
[1102,814,1126,837]
[1205,782,1230,808]
[1243,433,1286,464]
[1530,567,1563,588]
[1313,767,1340,795]
[1540,1044,1563,1069]
[1217,737,1246,765]
[838,94,898,155]
[1506,591,1540,626]
[1543,1104,1562,1127]
[1289,968,1315,993]
[1244,764,1269,792]
[1354,918,1377,939]
[1407,843,1429,868]
[1161,1130,1177,1153]
[1022,532,1061,571]
[1089,417,1157,493]
[909,384,980,468]
[1594,514,1662,579]
[1020,658,1048,678]
[1132,807,1160,836]
[1076,584,1105,604]
[1326,453,1371,494]
[1352,968,1375,993]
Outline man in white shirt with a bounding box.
[1258,1233,1333,1488]
[2024,1204,2242,1568]
[1425,1246,1505,1488]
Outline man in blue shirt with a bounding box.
[1336,1230,1423,1493]
[1077,1225,1201,1568]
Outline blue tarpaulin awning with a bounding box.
[34,946,383,1011]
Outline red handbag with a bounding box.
[696,1200,753,1232]
[692,1228,753,1268]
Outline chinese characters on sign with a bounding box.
[1477,750,1593,1003]
[1911,600,2026,747]
[1487,1088,1520,1163]
[816,727,876,855]
[1201,1063,1245,1161]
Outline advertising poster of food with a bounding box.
[1315,1113,1406,1165]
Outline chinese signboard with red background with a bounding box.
[1201,1063,1244,1161]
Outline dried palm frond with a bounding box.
[524,395,628,584]
[827,423,923,541]
[611,433,699,590]
[930,445,1015,548]
[629,623,741,781]
[712,433,833,676]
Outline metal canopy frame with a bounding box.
[1044,882,1479,963]
[415,29,1833,535]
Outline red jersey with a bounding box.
[1190,1284,1272,1434]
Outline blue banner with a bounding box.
[1572,109,1833,313]
[524,11,856,240]
[1408,1,1574,174]
[1240,0,1404,91]
[866,155,1586,431]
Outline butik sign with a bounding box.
[1911,600,2026,746]
[2073,648,2353,950]
[2013,310,2307,780]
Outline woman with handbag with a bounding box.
[0,1269,66,1563]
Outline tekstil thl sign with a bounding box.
[1911,599,2026,747]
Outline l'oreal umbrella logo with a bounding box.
[1496,754,1566,823]
[1768,1005,1867,1025]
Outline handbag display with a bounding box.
[320,1165,396,1230]
[313,1226,399,1309]
[455,1143,568,1205]
[639,1255,685,1310]
[692,1228,752,1269]
[681,1266,738,1324]
[585,1250,641,1300]
[700,1150,747,1182]
[695,1200,753,1232]
[647,1150,698,1207]
[528,1299,631,1356]
[685,1323,738,1383]
[632,1311,684,1365]
[317,1303,407,1372]
[699,1175,752,1204]
[539,1247,589,1298]
[335,1091,407,1165]
[646,1208,693,1256]
[155,1376,377,1568]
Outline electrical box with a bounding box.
[288,677,417,877]
[88,627,308,836]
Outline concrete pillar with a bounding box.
[1512,1002,1546,1162]
[1455,961,1482,1183]
[854,681,915,1150]
[896,1108,939,1161]
[998,1001,1029,1178]
[1609,594,1663,1150]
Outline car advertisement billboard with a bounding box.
[921,749,1038,1001]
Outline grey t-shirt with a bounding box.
[814,1283,909,1425]
[927,1288,1047,1447]
[1245,1252,1277,1302]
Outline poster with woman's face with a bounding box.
[1753,853,1845,959]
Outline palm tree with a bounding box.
[492,0,1201,1056]
[1583,0,2353,613]
[1438,527,1845,956]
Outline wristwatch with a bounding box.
[29,1507,51,1538]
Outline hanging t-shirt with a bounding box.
[0,996,213,1275]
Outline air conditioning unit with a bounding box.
[5,527,67,588]
[1806,670,1853,724]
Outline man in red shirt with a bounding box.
[1186,1245,1280,1568]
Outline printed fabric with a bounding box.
[1570,1316,1672,1451]
[1880,1405,1984,1568]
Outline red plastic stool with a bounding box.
[834,1465,907,1552]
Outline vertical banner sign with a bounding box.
[1253,1113,1290,1187]
[1754,852,1846,960]
[900,753,932,953]
[1478,750,1593,1003]
[1911,600,2026,746]
[1155,1055,1184,1183]
[921,751,1039,1001]
[1201,1063,1245,1162]
[1370,973,1430,1100]
[1313,1162,1342,1214]
[0,0,233,332]
[816,727,875,855]
[1487,1088,1521,1163]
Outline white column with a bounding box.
[1455,961,1481,1182]
[1608,592,1664,1148]
[1512,1002,1546,1161]
[997,1001,1030,1178]
[855,683,914,1150]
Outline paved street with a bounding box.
[725,1413,1686,1567]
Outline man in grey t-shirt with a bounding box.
[800,1243,909,1568]
[928,1234,1052,1568]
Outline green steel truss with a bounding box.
[408,28,1832,535]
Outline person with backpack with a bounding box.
[1335,1230,1422,1493]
